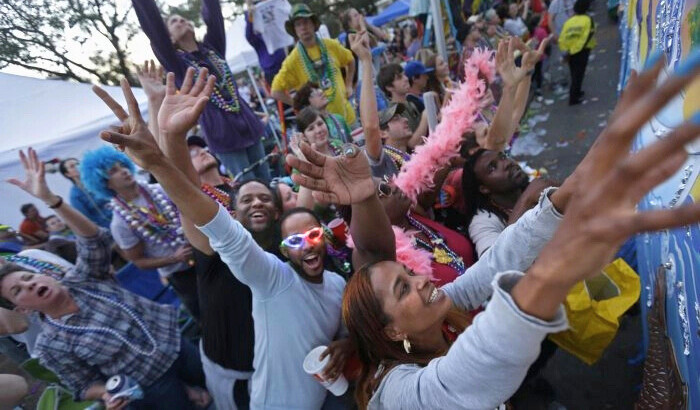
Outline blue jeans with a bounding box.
[217,140,271,183]
[130,337,207,410]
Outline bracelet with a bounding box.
[47,196,63,209]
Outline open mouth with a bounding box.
[250,211,267,224]
[37,285,49,298]
[302,253,323,271]
[428,286,443,304]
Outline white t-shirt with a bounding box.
[549,0,574,35]
[504,18,529,37]
[469,210,507,257]
[110,185,187,278]
[252,0,295,54]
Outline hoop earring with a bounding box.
[403,339,411,354]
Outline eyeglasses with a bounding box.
[280,227,324,249]
[377,180,392,198]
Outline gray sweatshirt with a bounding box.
[198,208,347,410]
[369,188,569,410]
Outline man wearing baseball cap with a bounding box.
[271,4,357,125]
[404,60,434,111]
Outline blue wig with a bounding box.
[80,146,135,202]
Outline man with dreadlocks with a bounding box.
[462,149,557,258]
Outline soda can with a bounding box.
[105,375,144,402]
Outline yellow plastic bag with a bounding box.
[549,258,640,365]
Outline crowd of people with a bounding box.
[1,0,699,409]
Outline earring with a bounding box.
[403,339,411,354]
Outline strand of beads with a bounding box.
[113,185,186,248]
[298,36,338,103]
[406,213,465,274]
[45,287,158,356]
[383,145,411,170]
[183,48,241,113]
[201,178,235,215]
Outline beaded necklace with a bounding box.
[325,114,349,143]
[112,185,185,248]
[45,287,157,356]
[201,178,235,214]
[406,213,465,274]
[182,48,241,113]
[383,145,411,170]
[4,255,68,280]
[297,36,338,103]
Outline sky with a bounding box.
[2,0,240,82]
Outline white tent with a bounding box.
[0,73,148,228]
[226,15,261,74]
[0,19,262,229]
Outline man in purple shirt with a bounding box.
[245,0,287,85]
[132,0,271,182]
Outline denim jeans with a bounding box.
[217,140,271,183]
[130,337,207,410]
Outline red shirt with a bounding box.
[410,213,475,286]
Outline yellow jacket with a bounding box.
[558,15,596,55]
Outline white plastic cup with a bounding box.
[303,345,349,396]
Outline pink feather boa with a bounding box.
[393,49,494,203]
[346,226,434,277]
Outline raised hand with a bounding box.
[530,51,700,292]
[157,67,215,139]
[286,143,375,204]
[349,30,371,61]
[136,60,166,103]
[521,36,551,72]
[6,148,55,202]
[496,37,529,87]
[93,79,165,170]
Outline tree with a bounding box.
[0,0,137,85]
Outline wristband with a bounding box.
[47,196,63,209]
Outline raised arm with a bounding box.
[136,60,166,141]
[132,0,183,74]
[7,149,112,281]
[483,38,521,151]
[94,76,291,298]
[350,31,382,160]
[201,0,226,55]
[156,68,216,254]
[287,142,396,267]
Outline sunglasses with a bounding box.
[280,227,324,249]
[377,180,393,198]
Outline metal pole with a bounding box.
[429,0,448,63]
[247,66,281,150]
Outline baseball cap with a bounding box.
[404,61,434,78]
[379,103,406,128]
[186,135,207,148]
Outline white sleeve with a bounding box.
[443,188,563,311]
[196,204,293,299]
[468,211,506,257]
[370,272,568,410]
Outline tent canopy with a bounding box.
[366,0,411,27]
[226,15,260,74]
[0,73,149,228]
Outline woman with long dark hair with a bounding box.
[287,54,700,409]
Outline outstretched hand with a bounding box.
[6,148,54,202]
[92,79,166,170]
[286,143,375,204]
[496,37,529,87]
[157,67,215,141]
[136,60,165,103]
[349,30,372,61]
[521,36,551,72]
[531,51,700,291]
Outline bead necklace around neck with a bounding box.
[45,287,158,356]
